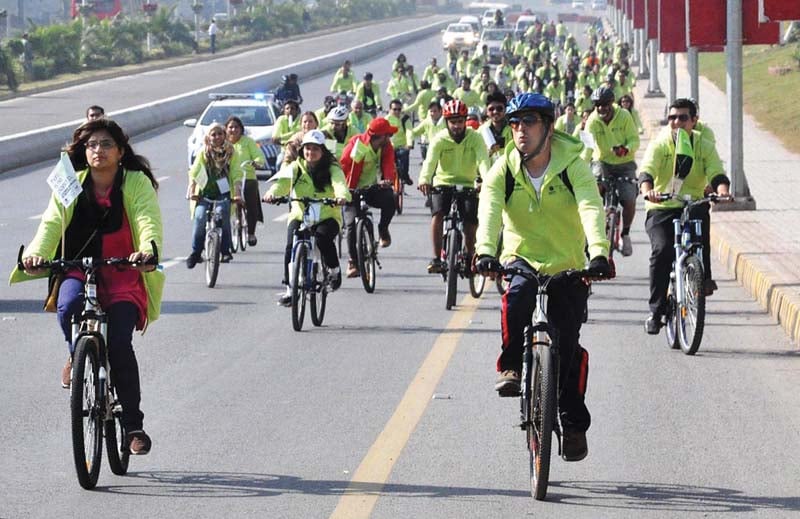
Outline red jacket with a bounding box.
[340,133,397,189]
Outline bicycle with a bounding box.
[656,193,731,355]
[230,177,247,254]
[270,196,339,331]
[495,264,607,500]
[432,185,483,309]
[597,174,636,259]
[16,242,159,490]
[196,197,227,288]
[348,184,386,294]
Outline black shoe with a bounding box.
[645,313,662,335]
[126,430,152,455]
[427,258,444,274]
[561,429,588,462]
[403,176,413,186]
[221,253,233,263]
[330,268,342,291]
[186,252,201,269]
[248,235,257,246]
[379,228,391,248]
[704,278,718,296]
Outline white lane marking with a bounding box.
[28,213,43,220]
[272,213,289,222]
[157,176,170,182]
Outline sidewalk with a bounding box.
[633,54,800,346]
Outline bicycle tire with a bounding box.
[230,211,240,253]
[678,255,706,355]
[310,262,328,327]
[70,336,103,490]
[529,345,555,501]
[469,271,486,298]
[395,188,404,215]
[105,396,129,476]
[238,206,247,252]
[357,219,376,293]
[606,209,618,259]
[445,230,460,310]
[205,231,220,288]
[291,243,308,331]
[664,282,679,350]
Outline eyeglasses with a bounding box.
[667,113,691,122]
[85,139,116,151]
[508,115,543,130]
[487,105,505,113]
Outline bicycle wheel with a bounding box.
[230,211,240,253]
[70,336,103,490]
[105,395,129,476]
[605,209,618,258]
[291,243,308,331]
[664,280,679,350]
[356,219,376,293]
[395,188,404,215]
[205,231,220,288]
[678,255,706,355]
[529,345,556,501]
[238,205,247,252]
[310,262,328,327]
[445,230,460,310]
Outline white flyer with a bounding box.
[579,130,596,150]
[46,152,82,207]
[480,124,496,149]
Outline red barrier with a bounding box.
[659,0,687,53]
[761,0,800,21]
[633,0,645,30]
[646,0,658,40]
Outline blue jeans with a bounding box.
[57,277,144,431]
[192,198,232,255]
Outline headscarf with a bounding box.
[203,123,234,177]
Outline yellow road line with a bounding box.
[328,296,481,519]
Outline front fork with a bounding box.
[672,219,703,309]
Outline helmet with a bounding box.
[506,93,555,121]
[442,99,468,119]
[301,129,326,148]
[327,105,349,122]
[281,74,289,84]
[591,86,615,105]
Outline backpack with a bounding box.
[504,164,573,203]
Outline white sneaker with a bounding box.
[621,235,633,256]
[277,287,292,307]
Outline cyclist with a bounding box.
[348,99,373,134]
[639,98,730,334]
[474,93,612,461]
[272,99,301,146]
[225,115,266,247]
[322,105,357,160]
[403,79,436,123]
[386,65,413,104]
[340,118,399,277]
[386,99,414,186]
[410,100,445,161]
[418,99,490,274]
[618,94,644,135]
[355,72,383,117]
[480,91,512,161]
[314,95,336,125]
[264,130,350,306]
[275,73,303,106]
[330,60,357,94]
[586,85,639,256]
[13,118,164,455]
[452,76,482,110]
[555,101,578,135]
[187,123,244,267]
[281,111,320,165]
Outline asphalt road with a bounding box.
[2,13,800,519]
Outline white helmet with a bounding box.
[301,129,326,147]
[327,105,349,122]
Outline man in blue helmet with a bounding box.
[475,92,612,462]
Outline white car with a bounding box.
[478,27,514,64]
[481,9,497,27]
[591,0,607,8]
[442,23,478,50]
[458,15,482,39]
[572,1,585,8]
[183,93,280,179]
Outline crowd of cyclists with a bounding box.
[11,12,732,463]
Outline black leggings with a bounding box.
[283,218,340,285]
[343,187,395,262]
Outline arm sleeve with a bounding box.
[330,166,352,202]
[475,158,506,257]
[570,160,609,259]
[25,194,66,260]
[701,135,727,184]
[128,174,164,256]
[248,138,266,166]
[474,136,491,178]
[418,137,440,185]
[265,167,293,198]
[624,111,640,155]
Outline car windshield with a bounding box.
[483,30,509,41]
[200,105,274,126]
[449,25,471,32]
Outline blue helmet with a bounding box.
[506,93,555,121]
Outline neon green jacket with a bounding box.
[273,115,301,144]
[232,135,266,181]
[404,88,437,121]
[265,158,351,225]
[411,116,446,143]
[9,168,166,325]
[640,129,727,211]
[348,111,373,134]
[418,128,490,187]
[478,120,513,161]
[330,68,357,93]
[355,81,384,112]
[452,87,482,109]
[476,132,609,274]
[386,113,413,149]
[586,105,639,164]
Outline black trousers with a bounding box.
[645,206,711,315]
[284,218,340,285]
[499,259,591,432]
[343,187,395,262]
[243,179,263,235]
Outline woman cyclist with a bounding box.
[282,111,320,165]
[263,130,350,306]
[187,123,243,267]
[225,116,266,246]
[12,118,164,456]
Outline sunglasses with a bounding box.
[667,113,691,122]
[508,115,543,130]
[594,101,612,108]
[487,105,505,113]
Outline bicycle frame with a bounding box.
[289,204,321,293]
[437,185,476,280]
[671,199,705,310]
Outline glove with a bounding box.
[588,256,613,278]
[475,255,501,275]
[613,145,629,157]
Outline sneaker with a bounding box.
[621,235,633,256]
[494,369,521,396]
[61,357,72,389]
[346,260,360,278]
[126,430,152,455]
[277,288,292,307]
[248,234,257,246]
[704,279,718,296]
[403,176,414,186]
[186,251,202,269]
[379,228,392,248]
[424,197,432,208]
[645,313,662,335]
[221,253,233,263]
[329,267,342,291]
[561,429,588,462]
[427,258,444,274]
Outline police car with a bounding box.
[183,93,281,179]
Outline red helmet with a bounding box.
[442,99,468,119]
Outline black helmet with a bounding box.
[591,86,615,105]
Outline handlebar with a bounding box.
[430,185,478,196]
[18,240,160,273]
[651,193,734,205]
[240,160,269,171]
[498,264,612,285]
[267,196,339,207]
